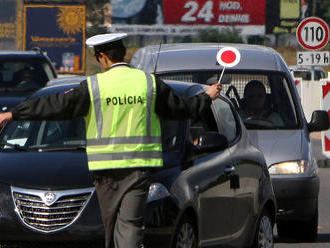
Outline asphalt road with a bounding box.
[274,167,330,248]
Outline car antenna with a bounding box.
[153,41,162,77]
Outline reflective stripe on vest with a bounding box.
[85,68,163,170]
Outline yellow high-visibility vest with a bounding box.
[84,66,163,171]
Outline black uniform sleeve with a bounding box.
[155,78,212,120]
[11,80,90,121]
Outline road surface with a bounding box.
[275,167,330,248]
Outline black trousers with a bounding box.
[92,168,152,248]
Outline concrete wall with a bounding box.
[300,80,323,121]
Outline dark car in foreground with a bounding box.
[0,80,276,248]
[131,43,330,242]
[0,48,57,111]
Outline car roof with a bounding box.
[131,43,289,74]
[30,77,207,99]
[46,75,87,86]
[29,81,81,99]
[30,78,235,109]
[0,50,50,59]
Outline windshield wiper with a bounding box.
[0,141,28,151]
[33,145,86,152]
[243,122,273,129]
[0,88,15,93]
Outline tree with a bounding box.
[315,0,330,24]
[193,28,243,43]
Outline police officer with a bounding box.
[0,33,221,248]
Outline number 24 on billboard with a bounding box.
[181,1,240,22]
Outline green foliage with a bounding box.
[316,0,330,24]
[247,35,270,45]
[193,28,243,43]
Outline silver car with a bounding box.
[131,43,329,242]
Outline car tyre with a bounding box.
[277,204,319,242]
[277,210,318,242]
[277,206,318,242]
[298,208,318,242]
[253,210,274,248]
[172,214,198,248]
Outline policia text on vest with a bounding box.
[106,95,144,105]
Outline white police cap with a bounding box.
[86,33,128,47]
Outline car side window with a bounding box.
[1,121,33,147]
[211,97,239,144]
[189,105,218,144]
[161,119,184,153]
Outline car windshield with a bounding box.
[160,71,298,129]
[293,70,311,80]
[292,69,326,81]
[0,118,85,151]
[315,70,326,80]
[0,117,185,152]
[0,59,54,92]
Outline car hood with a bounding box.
[247,130,302,167]
[0,95,26,111]
[0,151,93,189]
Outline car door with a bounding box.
[212,96,263,243]
[183,97,238,245]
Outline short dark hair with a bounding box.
[94,39,126,63]
[244,80,266,97]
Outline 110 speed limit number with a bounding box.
[296,17,329,50]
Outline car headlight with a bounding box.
[147,183,170,203]
[269,160,308,175]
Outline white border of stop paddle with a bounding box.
[216,47,241,68]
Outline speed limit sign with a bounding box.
[296,17,329,50]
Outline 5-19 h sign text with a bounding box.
[296,17,329,50]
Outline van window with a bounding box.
[160,71,299,129]
[314,70,326,81]
[224,73,298,129]
[293,71,311,80]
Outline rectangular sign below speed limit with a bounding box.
[297,51,330,66]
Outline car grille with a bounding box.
[11,186,95,233]
[0,241,104,248]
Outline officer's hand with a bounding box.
[0,112,13,128]
[205,83,222,100]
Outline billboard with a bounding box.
[163,0,266,25]
[87,0,266,35]
[0,0,23,50]
[280,0,300,19]
[24,5,86,74]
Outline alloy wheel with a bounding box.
[175,222,196,248]
[258,215,274,248]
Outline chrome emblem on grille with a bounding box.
[44,192,56,205]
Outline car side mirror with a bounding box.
[194,132,229,153]
[308,110,329,132]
